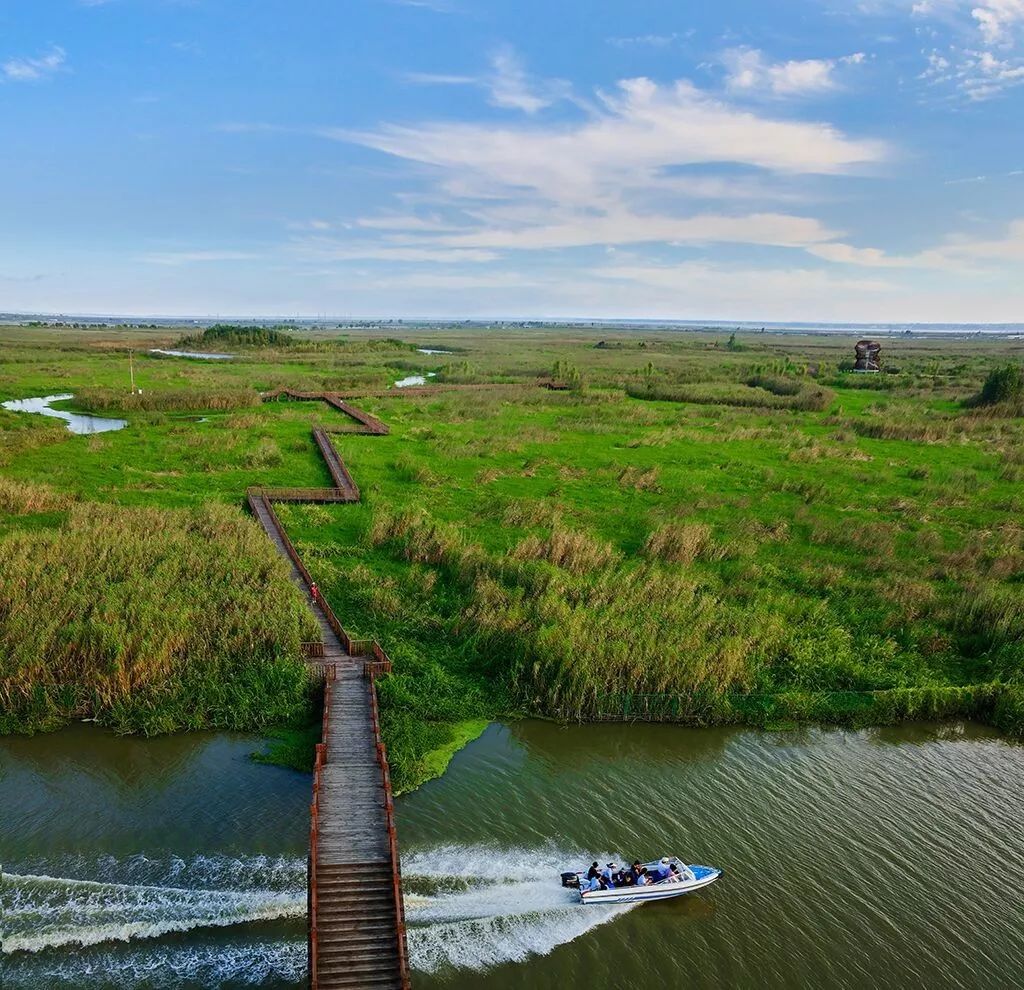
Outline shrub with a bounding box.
[174,324,298,349]
[969,364,1024,408]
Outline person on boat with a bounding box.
[602,863,618,887]
[656,857,674,881]
[631,861,648,886]
[586,862,601,882]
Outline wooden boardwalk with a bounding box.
[246,412,409,990]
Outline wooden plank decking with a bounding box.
[246,412,409,990]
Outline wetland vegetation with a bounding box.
[1,323,1022,790]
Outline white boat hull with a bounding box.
[580,869,720,904]
[570,859,722,905]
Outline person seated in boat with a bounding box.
[655,857,675,882]
[631,861,648,886]
[602,863,618,887]
[586,862,601,882]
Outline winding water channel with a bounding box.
[2,721,1022,989]
[1,395,126,434]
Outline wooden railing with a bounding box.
[260,389,390,436]
[366,665,411,989]
[261,486,359,504]
[309,667,334,989]
[246,401,408,989]
[312,427,360,498]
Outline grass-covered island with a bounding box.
[1,323,1022,791]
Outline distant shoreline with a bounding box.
[3,313,1023,339]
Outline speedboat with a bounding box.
[561,856,722,905]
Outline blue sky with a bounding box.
[2,0,1023,321]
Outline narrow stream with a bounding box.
[1,394,126,434]
[149,350,234,360]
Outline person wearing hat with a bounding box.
[601,862,618,888]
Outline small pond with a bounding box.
[394,372,438,388]
[150,349,234,360]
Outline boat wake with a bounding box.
[403,844,637,974]
[2,846,635,985]
[1,854,307,954]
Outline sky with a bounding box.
[1,0,1023,322]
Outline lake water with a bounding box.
[149,349,234,360]
[1,394,127,434]
[3,721,1023,989]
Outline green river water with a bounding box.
[2,720,1023,989]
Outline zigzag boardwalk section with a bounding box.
[245,404,410,990]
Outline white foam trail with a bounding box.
[2,938,307,989]
[402,844,637,974]
[2,857,306,954]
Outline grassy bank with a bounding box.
[0,500,319,735]
[1,324,1021,789]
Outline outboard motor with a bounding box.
[561,871,581,889]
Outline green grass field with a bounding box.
[1,323,1021,789]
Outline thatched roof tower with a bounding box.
[854,339,881,373]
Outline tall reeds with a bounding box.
[0,502,319,734]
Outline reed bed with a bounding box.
[76,386,260,412]
[0,502,319,734]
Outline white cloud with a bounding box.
[900,0,1024,97]
[405,48,568,114]
[2,46,66,82]
[404,71,476,85]
[921,42,1024,97]
[342,76,886,199]
[607,33,688,48]
[972,0,1024,44]
[805,216,1024,270]
[428,210,838,252]
[309,74,889,267]
[488,48,561,113]
[142,250,260,266]
[288,239,499,263]
[722,48,867,97]
[961,47,1024,95]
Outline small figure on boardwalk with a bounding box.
[310,582,319,603]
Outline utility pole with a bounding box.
[129,348,136,393]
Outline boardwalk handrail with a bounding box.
[367,666,411,988]
[309,663,336,988]
[245,404,409,989]
[260,389,390,436]
[260,487,359,504]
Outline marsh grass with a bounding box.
[0,477,73,514]
[77,386,260,412]
[0,502,318,734]
[2,323,1022,777]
